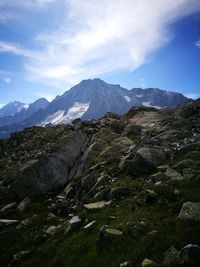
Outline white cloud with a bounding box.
[5,77,11,84]
[0,41,39,59]
[196,39,200,48]
[1,0,200,88]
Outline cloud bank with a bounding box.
[1,0,200,87]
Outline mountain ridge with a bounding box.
[0,79,189,139]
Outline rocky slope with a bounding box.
[0,79,188,139]
[0,99,200,267]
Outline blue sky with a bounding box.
[0,0,200,107]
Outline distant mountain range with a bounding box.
[0,78,189,139]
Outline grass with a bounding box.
[1,175,200,267]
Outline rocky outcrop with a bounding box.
[12,132,90,199]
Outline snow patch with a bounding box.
[23,104,29,110]
[40,102,90,126]
[124,96,131,102]
[142,101,161,109]
[136,94,143,98]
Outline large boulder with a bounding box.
[12,132,90,199]
[125,147,166,177]
[164,244,200,267]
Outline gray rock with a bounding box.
[97,226,123,251]
[69,215,81,225]
[178,202,200,221]
[0,219,19,227]
[119,261,133,267]
[46,225,57,235]
[165,168,184,181]
[180,244,200,265]
[83,220,95,229]
[125,147,166,177]
[110,187,131,200]
[136,147,166,166]
[16,218,30,229]
[0,202,17,212]
[84,201,111,211]
[150,172,168,182]
[17,197,31,211]
[12,132,90,198]
[65,216,82,235]
[141,258,159,267]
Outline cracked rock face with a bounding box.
[11,132,90,199]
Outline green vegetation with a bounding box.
[0,101,200,267]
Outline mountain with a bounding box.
[0,100,200,267]
[0,79,188,139]
[0,98,49,134]
[0,101,28,118]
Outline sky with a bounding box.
[0,0,200,107]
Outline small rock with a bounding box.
[145,189,158,204]
[0,202,17,212]
[69,215,81,225]
[119,261,133,267]
[16,218,30,229]
[0,219,19,227]
[17,197,31,212]
[97,226,123,251]
[65,216,82,235]
[142,258,159,267]
[103,228,123,236]
[46,225,57,235]
[84,201,111,211]
[178,202,200,221]
[83,220,95,229]
[13,250,30,262]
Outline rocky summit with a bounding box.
[0,99,200,267]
